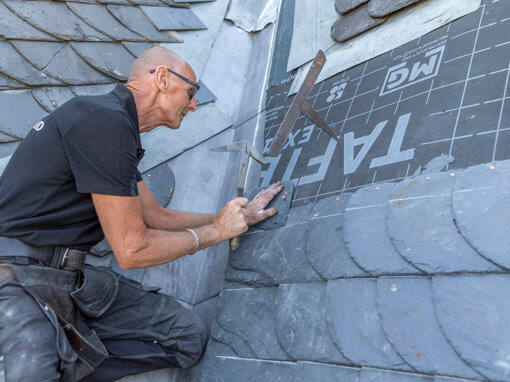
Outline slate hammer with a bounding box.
[210,141,266,250]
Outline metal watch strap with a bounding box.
[185,229,200,255]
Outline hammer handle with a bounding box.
[229,235,241,251]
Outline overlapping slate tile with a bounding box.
[195,81,217,107]
[140,6,207,31]
[71,84,118,96]
[0,1,58,41]
[66,2,145,41]
[326,279,411,370]
[0,90,47,139]
[4,1,111,41]
[368,0,424,18]
[452,160,510,269]
[360,368,433,382]
[211,288,289,360]
[307,194,367,279]
[377,277,481,379]
[335,0,369,15]
[434,377,478,382]
[31,87,76,112]
[387,173,501,273]
[71,42,135,80]
[122,42,155,57]
[432,275,510,381]
[11,41,66,71]
[225,264,276,288]
[0,42,62,86]
[0,73,24,90]
[275,283,350,364]
[107,5,182,43]
[331,4,387,43]
[294,362,361,382]
[344,183,421,275]
[141,162,175,207]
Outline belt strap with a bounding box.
[0,237,86,271]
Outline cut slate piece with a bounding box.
[0,91,47,139]
[158,0,191,7]
[244,180,294,231]
[326,279,411,370]
[377,277,481,379]
[71,84,118,96]
[225,0,280,33]
[212,288,289,360]
[0,73,24,89]
[121,42,155,57]
[452,161,510,269]
[0,1,57,41]
[360,368,433,382]
[433,275,510,381]
[66,2,145,42]
[195,80,217,107]
[107,5,182,43]
[331,4,387,43]
[335,0,369,15]
[387,173,500,274]
[71,42,135,80]
[4,1,111,41]
[0,42,62,86]
[294,362,360,382]
[344,183,421,275]
[140,6,207,31]
[307,194,367,278]
[11,41,66,71]
[141,163,176,207]
[31,87,76,112]
[42,45,113,85]
[415,154,455,176]
[275,283,350,364]
[368,0,423,18]
[225,263,276,288]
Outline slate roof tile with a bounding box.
[70,42,135,80]
[0,1,58,41]
[326,279,411,370]
[158,0,191,8]
[0,90,47,139]
[331,3,387,43]
[335,0,369,15]
[225,263,277,288]
[360,368,433,382]
[11,41,66,71]
[107,4,183,42]
[0,141,19,159]
[31,86,76,112]
[121,41,156,57]
[66,2,146,42]
[70,83,118,96]
[140,5,207,31]
[0,42,62,86]
[377,277,481,379]
[0,73,24,90]
[195,80,217,106]
[368,0,424,18]
[141,162,175,207]
[294,362,361,382]
[4,1,112,41]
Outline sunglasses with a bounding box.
[149,67,200,101]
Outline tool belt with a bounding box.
[0,236,86,271]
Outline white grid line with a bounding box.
[492,60,510,162]
[340,62,369,133]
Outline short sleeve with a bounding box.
[62,112,140,196]
[136,170,142,182]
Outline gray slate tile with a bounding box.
[31,87,76,112]
[140,6,207,31]
[175,0,214,2]
[452,160,510,269]
[107,5,182,43]
[307,194,367,278]
[67,2,145,41]
[0,90,47,139]
[122,42,155,57]
[0,1,58,41]
[294,362,361,382]
[11,41,66,70]
[360,368,433,382]
[434,378,479,382]
[4,1,111,41]
[275,283,350,364]
[377,277,481,379]
[286,201,314,225]
[368,0,424,18]
[387,173,500,274]
[335,0,369,15]
[42,45,113,85]
[0,42,62,86]
[432,275,510,381]
[225,263,276,288]
[0,73,24,89]
[195,80,217,107]
[331,4,387,43]
[344,183,421,275]
[71,84,118,96]
[0,141,19,160]
[141,162,176,207]
[71,42,135,80]
[326,279,411,370]
[211,288,289,360]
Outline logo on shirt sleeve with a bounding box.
[32,121,45,131]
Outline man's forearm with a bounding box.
[144,208,216,231]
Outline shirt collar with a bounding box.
[111,84,139,131]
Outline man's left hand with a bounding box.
[245,181,284,226]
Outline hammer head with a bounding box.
[209,141,266,165]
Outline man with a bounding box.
[0,46,282,381]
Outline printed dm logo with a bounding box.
[380,45,445,96]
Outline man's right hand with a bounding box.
[212,197,249,240]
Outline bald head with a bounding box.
[129,46,189,81]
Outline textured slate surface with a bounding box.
[0,91,47,139]
[32,87,76,112]
[0,1,57,41]
[368,0,424,18]
[307,194,368,279]
[335,0,369,15]
[141,6,207,31]
[294,362,360,382]
[121,42,155,57]
[360,368,433,382]
[452,160,510,269]
[141,163,176,208]
[432,275,510,381]
[275,283,349,364]
[377,277,481,378]
[344,183,421,275]
[387,173,500,274]
[71,84,117,96]
[194,81,217,106]
[331,4,387,43]
[201,357,296,382]
[326,279,411,370]
[11,41,66,71]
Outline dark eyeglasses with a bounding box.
[150,67,200,101]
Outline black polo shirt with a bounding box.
[0,85,143,251]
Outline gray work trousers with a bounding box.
[0,264,207,381]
